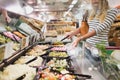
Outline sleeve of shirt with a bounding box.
[94,8,118,35]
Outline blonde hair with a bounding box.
[88,0,109,22]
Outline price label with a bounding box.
[21,36,29,49]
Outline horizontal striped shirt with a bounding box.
[86,8,119,46]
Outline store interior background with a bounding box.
[0,0,120,80]
[0,0,120,23]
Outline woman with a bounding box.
[66,0,119,47]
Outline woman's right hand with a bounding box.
[65,32,73,39]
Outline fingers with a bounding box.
[6,16,11,23]
[65,32,72,39]
[72,38,81,47]
[72,40,78,47]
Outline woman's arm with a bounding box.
[93,8,118,35]
[72,29,96,47]
[66,26,81,39]
[2,9,11,23]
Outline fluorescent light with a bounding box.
[24,5,33,14]
[69,5,74,8]
[71,0,78,4]
[68,8,72,12]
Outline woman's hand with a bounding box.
[65,32,73,39]
[5,16,11,23]
[2,9,11,23]
[72,37,82,47]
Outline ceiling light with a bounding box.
[69,5,74,8]
[27,0,35,4]
[24,5,33,14]
[36,0,42,4]
[68,8,72,12]
[71,0,78,4]
[61,0,69,2]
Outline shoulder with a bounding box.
[107,8,119,13]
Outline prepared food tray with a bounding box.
[34,57,92,80]
[13,31,26,38]
[25,42,52,56]
[43,57,72,68]
[0,64,36,80]
[14,55,44,67]
[34,56,76,80]
[36,68,78,80]
[0,42,51,68]
[45,51,69,58]
[36,68,92,80]
[52,41,70,46]
[51,46,67,51]
[0,42,53,80]
[0,33,12,45]
[2,31,21,42]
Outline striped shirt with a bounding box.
[86,8,119,46]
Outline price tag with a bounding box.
[0,45,5,62]
[21,36,29,49]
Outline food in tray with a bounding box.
[38,68,76,80]
[45,30,58,37]
[15,56,35,64]
[49,51,68,57]
[0,64,36,80]
[13,31,26,38]
[53,41,64,45]
[29,18,44,30]
[0,34,12,44]
[15,56,43,66]
[26,49,46,56]
[3,31,21,41]
[5,26,13,32]
[26,45,47,56]
[47,58,68,68]
[34,45,49,50]
[51,46,67,51]
[56,29,65,35]
[27,56,43,66]
[13,42,21,51]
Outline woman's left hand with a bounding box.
[72,37,81,47]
